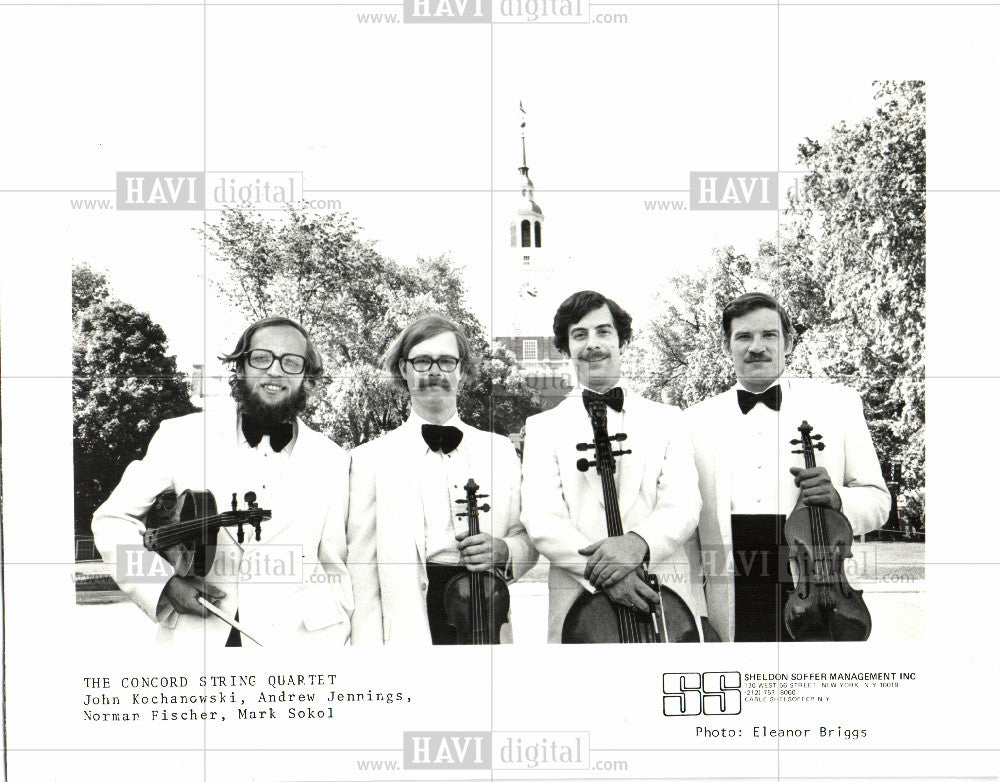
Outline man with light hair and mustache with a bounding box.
[347,314,537,645]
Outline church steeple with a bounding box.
[496,100,566,380]
[511,100,544,252]
[519,128,533,198]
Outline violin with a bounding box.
[562,399,717,643]
[443,479,511,645]
[783,421,872,641]
[142,490,271,578]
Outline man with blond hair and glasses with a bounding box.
[347,314,537,645]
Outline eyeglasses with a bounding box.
[404,355,460,373]
[245,349,307,375]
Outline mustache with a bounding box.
[581,351,611,362]
[418,376,452,390]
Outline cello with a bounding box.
[562,398,717,643]
[783,421,872,641]
[443,479,511,644]
[143,490,271,578]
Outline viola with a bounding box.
[142,490,271,577]
[783,421,872,641]
[443,479,511,645]
[562,398,717,643]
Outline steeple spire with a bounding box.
[518,100,534,199]
[519,100,528,173]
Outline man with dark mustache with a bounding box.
[520,291,708,643]
[346,314,537,645]
[686,292,889,641]
[92,316,353,647]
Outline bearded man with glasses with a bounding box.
[92,316,354,648]
[346,314,537,645]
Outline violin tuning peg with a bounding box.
[231,493,238,512]
[237,523,245,544]
[456,511,468,518]
[790,438,801,445]
[791,449,803,455]
[254,522,262,542]
[815,442,826,451]
[244,491,258,509]
[813,434,823,440]
[480,503,491,513]
[455,498,468,504]
[576,458,591,473]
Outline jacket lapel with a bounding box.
[712,390,737,552]
[404,429,429,568]
[563,398,603,506]
[777,380,804,514]
[616,397,644,520]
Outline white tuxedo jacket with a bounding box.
[346,418,537,645]
[92,398,353,648]
[520,391,705,642]
[685,378,891,641]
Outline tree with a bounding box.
[629,81,925,530]
[71,262,111,313]
[205,206,543,446]
[460,343,544,437]
[625,246,750,407]
[775,81,925,529]
[73,265,198,542]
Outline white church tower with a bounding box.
[495,102,569,394]
[510,124,545,292]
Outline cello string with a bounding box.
[589,401,653,644]
[605,411,642,642]
[601,464,634,642]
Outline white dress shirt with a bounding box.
[231,418,297,513]
[401,413,473,565]
[729,379,787,515]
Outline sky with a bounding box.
[7,5,994,373]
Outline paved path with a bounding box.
[77,543,924,645]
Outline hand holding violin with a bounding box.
[789,466,843,510]
[456,530,510,572]
[579,532,649,589]
[162,574,226,616]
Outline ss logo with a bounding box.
[663,672,741,716]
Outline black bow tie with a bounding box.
[582,386,625,413]
[241,414,294,452]
[422,424,463,454]
[737,385,782,415]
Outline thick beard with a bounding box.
[231,376,308,426]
